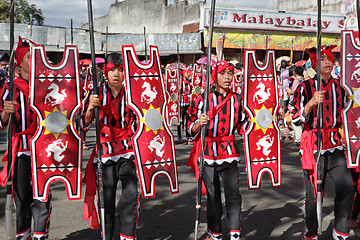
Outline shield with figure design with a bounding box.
[165,68,180,126]
[30,45,83,201]
[83,66,94,102]
[190,63,203,103]
[232,71,243,96]
[341,30,360,171]
[243,49,281,189]
[122,45,179,198]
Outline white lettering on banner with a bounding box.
[203,8,344,34]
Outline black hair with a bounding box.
[280,60,288,69]
[105,52,123,65]
[294,66,304,77]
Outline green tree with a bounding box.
[0,0,44,25]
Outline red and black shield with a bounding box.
[243,49,282,189]
[341,30,360,170]
[83,66,94,102]
[165,68,180,126]
[122,45,179,198]
[190,63,203,103]
[231,73,243,96]
[30,45,83,201]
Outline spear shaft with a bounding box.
[316,0,323,234]
[144,27,148,61]
[5,0,15,238]
[194,0,216,239]
[86,1,106,239]
[357,0,360,34]
[176,34,183,138]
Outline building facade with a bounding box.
[0,0,346,64]
[84,0,202,34]
[277,0,345,16]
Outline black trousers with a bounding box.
[350,170,360,221]
[102,157,139,240]
[203,162,242,237]
[13,154,51,239]
[303,149,354,238]
[177,105,190,140]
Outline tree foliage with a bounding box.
[0,0,44,25]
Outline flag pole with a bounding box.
[357,0,360,34]
[144,26,148,61]
[194,0,216,239]
[176,33,183,139]
[5,0,15,238]
[86,1,106,239]
[316,0,323,234]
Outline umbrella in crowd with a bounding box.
[80,59,92,66]
[275,56,290,71]
[196,54,218,65]
[140,60,150,64]
[95,57,105,64]
[295,59,307,67]
[166,62,185,70]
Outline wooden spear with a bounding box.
[316,0,323,234]
[5,0,15,238]
[194,0,216,239]
[86,1,106,239]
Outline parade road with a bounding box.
[0,126,359,240]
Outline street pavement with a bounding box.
[0,126,360,240]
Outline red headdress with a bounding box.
[211,60,235,82]
[15,36,36,67]
[103,62,123,80]
[305,45,336,70]
[180,67,192,78]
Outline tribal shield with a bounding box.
[165,68,180,126]
[243,49,282,189]
[341,30,360,169]
[232,71,243,96]
[30,45,82,201]
[190,63,203,103]
[122,45,179,198]
[276,74,285,126]
[83,66,94,102]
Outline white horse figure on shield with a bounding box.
[141,82,157,104]
[45,83,67,106]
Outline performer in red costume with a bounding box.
[187,61,246,240]
[0,37,52,240]
[82,52,139,240]
[291,46,354,240]
[178,67,192,144]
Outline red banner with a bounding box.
[341,30,360,170]
[190,63,203,103]
[122,45,179,198]
[83,66,93,102]
[231,70,243,96]
[243,49,282,189]
[165,68,180,126]
[30,45,83,201]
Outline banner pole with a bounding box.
[5,0,15,237]
[194,0,216,239]
[86,1,106,239]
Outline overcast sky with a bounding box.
[28,0,276,28]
